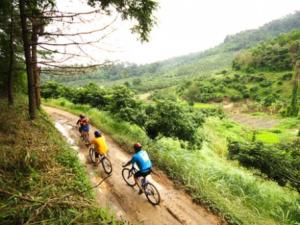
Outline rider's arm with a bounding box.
[76,119,81,125]
[123,159,132,167]
[88,138,95,146]
[123,156,135,167]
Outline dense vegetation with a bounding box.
[233,30,300,72]
[41,81,224,146]
[42,11,300,92]
[0,0,26,102]
[228,139,300,193]
[179,70,296,113]
[0,97,121,224]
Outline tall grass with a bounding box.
[45,98,300,225]
[0,97,122,224]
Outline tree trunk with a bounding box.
[32,25,40,108]
[19,0,36,119]
[7,4,14,105]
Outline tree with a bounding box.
[0,0,23,105]
[16,0,157,119]
[144,99,204,143]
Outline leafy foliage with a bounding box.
[144,99,204,145]
[41,82,212,145]
[87,0,157,42]
[228,139,300,192]
[233,30,300,72]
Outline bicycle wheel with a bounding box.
[144,182,161,205]
[101,156,113,174]
[122,168,136,187]
[89,148,99,164]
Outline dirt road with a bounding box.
[229,113,279,129]
[44,106,223,225]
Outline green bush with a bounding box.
[228,140,300,192]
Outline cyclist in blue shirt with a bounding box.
[123,143,152,194]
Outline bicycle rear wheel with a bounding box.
[101,156,113,174]
[89,148,100,164]
[122,168,136,187]
[144,182,161,205]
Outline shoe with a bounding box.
[138,189,143,195]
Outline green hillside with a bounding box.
[178,29,300,115]
[43,11,300,91]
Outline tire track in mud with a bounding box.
[44,106,224,225]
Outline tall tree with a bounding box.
[7,3,15,105]
[19,0,36,119]
[0,0,23,104]
[16,0,157,119]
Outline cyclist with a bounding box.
[76,114,89,139]
[90,130,108,161]
[123,143,152,194]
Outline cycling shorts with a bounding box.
[134,169,151,178]
[81,124,89,132]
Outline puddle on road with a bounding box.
[55,122,74,145]
[54,121,85,163]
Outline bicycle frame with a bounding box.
[128,165,148,186]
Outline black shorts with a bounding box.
[95,151,103,158]
[134,169,151,178]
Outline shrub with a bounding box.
[228,140,300,192]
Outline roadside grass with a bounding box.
[45,98,300,225]
[0,97,122,225]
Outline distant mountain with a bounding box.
[44,11,300,91]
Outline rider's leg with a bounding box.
[95,151,99,159]
[79,126,83,136]
[134,171,146,194]
[94,151,99,165]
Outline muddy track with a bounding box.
[44,106,223,225]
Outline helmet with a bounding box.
[94,130,101,137]
[79,114,85,119]
[133,143,142,152]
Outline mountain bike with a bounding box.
[122,165,161,205]
[89,147,113,174]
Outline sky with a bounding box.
[49,0,300,65]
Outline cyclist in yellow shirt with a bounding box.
[90,130,108,159]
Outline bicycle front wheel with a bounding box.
[144,182,161,205]
[101,156,113,174]
[89,148,99,164]
[122,168,136,187]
